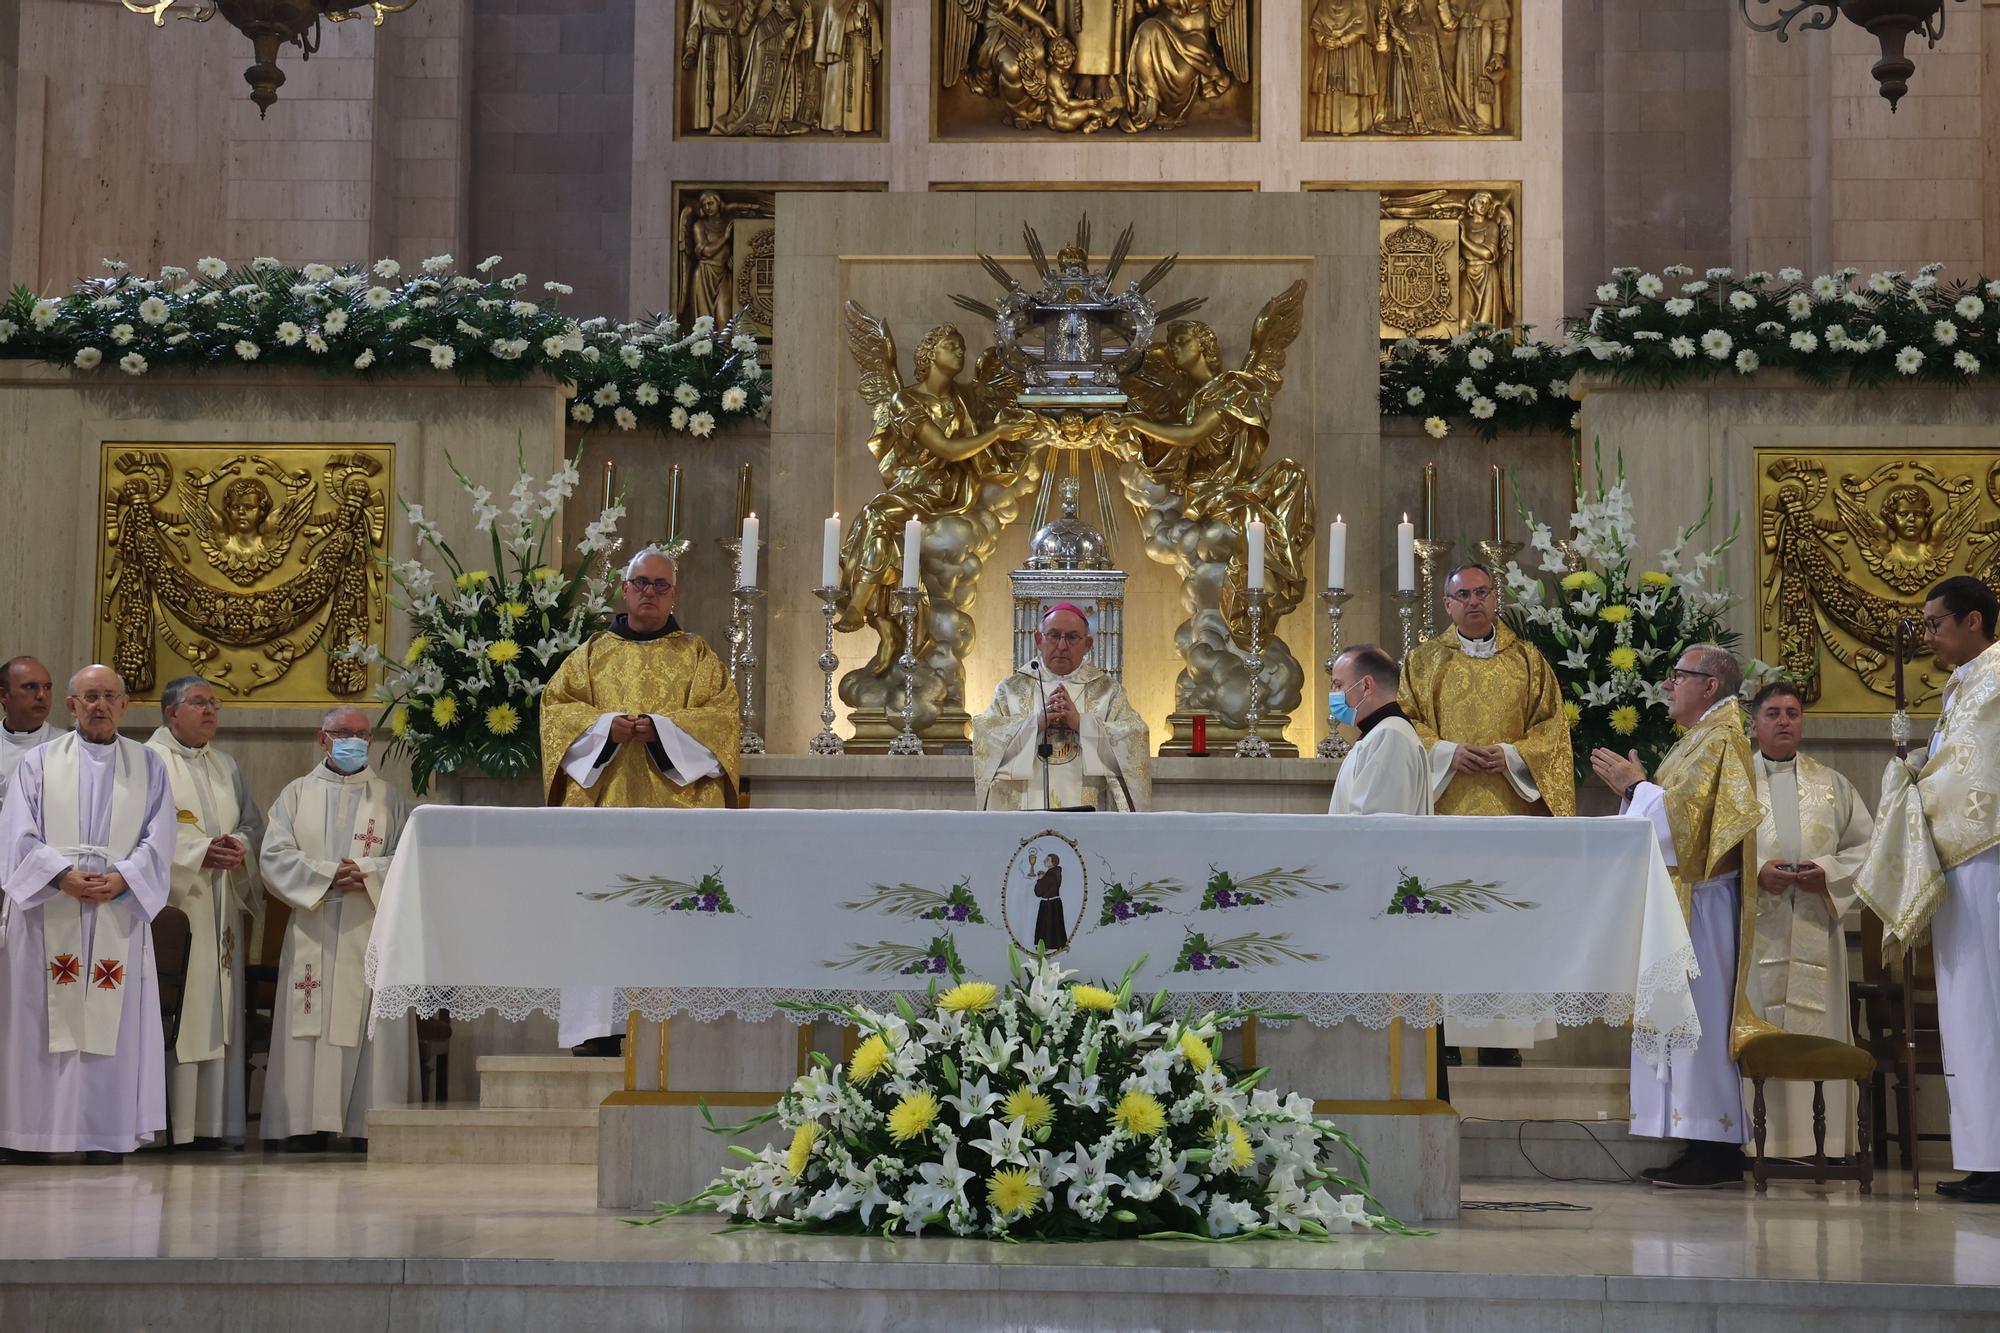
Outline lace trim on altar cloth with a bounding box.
[367,980,1703,1061]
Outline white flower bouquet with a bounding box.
[653,952,1417,1242]
[0,255,767,439]
[346,445,624,794]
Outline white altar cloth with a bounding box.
[369,808,1700,1061]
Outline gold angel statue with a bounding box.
[837,302,1043,732]
[179,456,319,585]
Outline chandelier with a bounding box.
[121,1,417,117]
[1738,1,1968,110]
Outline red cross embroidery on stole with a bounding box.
[353,818,384,857]
[49,953,81,985]
[294,963,322,1014]
[92,959,124,991]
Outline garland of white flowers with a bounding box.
[0,255,768,440]
[1379,263,2000,441]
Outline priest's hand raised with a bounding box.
[1589,746,1647,795]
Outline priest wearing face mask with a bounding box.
[1326,645,1432,816]
[259,707,414,1151]
[972,603,1151,812]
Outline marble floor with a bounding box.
[3,1153,1999,1330]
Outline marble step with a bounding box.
[477,1055,623,1110]
[1459,1116,1677,1181]
[1450,1064,1631,1123]
[366,1104,599,1166]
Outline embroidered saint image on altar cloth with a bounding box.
[1001,830,1088,957]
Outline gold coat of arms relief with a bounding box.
[96,445,393,703]
[1757,450,2000,715]
[1305,182,1518,342]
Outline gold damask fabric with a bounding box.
[538,632,740,809]
[1747,753,1870,1037]
[1654,700,1761,922]
[1857,638,2000,954]
[1400,625,1575,817]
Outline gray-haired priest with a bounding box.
[973,603,1150,811]
[147,675,264,1149]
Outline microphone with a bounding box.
[1030,658,1053,811]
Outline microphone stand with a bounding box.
[1032,659,1054,812]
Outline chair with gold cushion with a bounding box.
[1736,1030,1876,1194]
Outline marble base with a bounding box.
[1157,710,1302,757]
[739,753,1336,814]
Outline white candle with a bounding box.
[1396,514,1416,592]
[1327,515,1347,590]
[738,513,759,588]
[901,518,923,589]
[1246,519,1266,590]
[821,513,841,588]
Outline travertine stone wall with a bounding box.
[373,0,475,266]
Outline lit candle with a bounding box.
[901,518,923,589]
[1490,464,1505,543]
[601,459,617,513]
[821,513,841,588]
[1423,461,1438,541]
[734,463,752,528]
[1397,514,1416,592]
[1326,515,1347,590]
[1246,519,1266,590]
[738,513,759,588]
[667,463,682,540]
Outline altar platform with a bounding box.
[3,1153,1996,1332]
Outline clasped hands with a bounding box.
[608,713,658,747]
[58,867,128,903]
[331,858,370,895]
[1040,685,1080,735]
[1450,743,1510,776]
[1757,859,1829,897]
[201,834,247,871]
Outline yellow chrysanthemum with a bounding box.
[939,982,999,1013]
[486,638,522,664]
[848,1033,892,1084]
[1002,1086,1054,1131]
[531,565,561,582]
[485,703,520,736]
[1561,571,1602,592]
[1112,1090,1167,1139]
[500,600,529,619]
[1563,701,1582,727]
[1598,605,1632,624]
[1178,1030,1214,1073]
[1213,1116,1253,1171]
[1610,705,1640,736]
[455,569,492,590]
[430,694,459,727]
[390,704,410,738]
[403,635,430,665]
[1640,571,1674,587]
[785,1122,817,1177]
[1070,984,1117,1012]
[1607,646,1639,673]
[986,1166,1045,1220]
[887,1091,939,1144]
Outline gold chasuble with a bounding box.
[1654,701,1760,920]
[1858,638,2000,954]
[538,620,741,809]
[1400,625,1576,817]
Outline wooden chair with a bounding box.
[1737,1030,1875,1194]
[1850,913,1946,1190]
[151,905,194,1148]
[242,898,290,1129]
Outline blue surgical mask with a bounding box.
[328,737,370,773]
[1329,690,1358,727]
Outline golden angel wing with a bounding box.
[1239,280,1308,391]
[842,299,903,413]
[1211,0,1251,84]
[972,346,1026,412]
[175,466,224,546]
[1119,343,1193,421]
[940,0,984,88]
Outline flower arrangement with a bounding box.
[1502,445,1756,785]
[346,447,624,794]
[1379,264,2000,441]
[655,953,1414,1241]
[0,255,768,438]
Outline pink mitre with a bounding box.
[1042,602,1091,627]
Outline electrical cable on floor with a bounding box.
[1458,1115,1648,1199]
[1462,1200,1595,1213]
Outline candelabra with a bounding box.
[1316,587,1353,759]
[1235,588,1272,759]
[888,587,925,756]
[1393,589,1419,662]
[1413,538,1453,639]
[1476,539,1523,608]
[809,585,845,755]
[717,536,766,690]
[731,585,766,755]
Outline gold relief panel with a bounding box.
[671,182,886,343]
[676,0,888,139]
[933,0,1257,141]
[1757,448,2000,716]
[95,444,393,705]
[1304,181,1518,341]
[1302,0,1519,140]
[929,181,1261,191]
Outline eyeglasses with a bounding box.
[322,728,370,741]
[624,577,675,595]
[1667,668,1714,684]
[72,692,127,705]
[1445,587,1495,604]
[1922,612,1962,634]
[1041,631,1087,645]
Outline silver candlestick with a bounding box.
[731,584,766,755]
[810,584,845,755]
[1393,588,1419,662]
[1235,587,1272,759]
[1414,538,1453,640]
[888,586,925,756]
[1476,539,1524,608]
[1316,587,1354,759]
[717,537,766,690]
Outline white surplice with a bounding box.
[260,762,414,1139]
[0,720,58,945]
[1328,708,1434,816]
[0,735,174,1153]
[146,728,264,1145]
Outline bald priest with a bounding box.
[973,603,1150,811]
